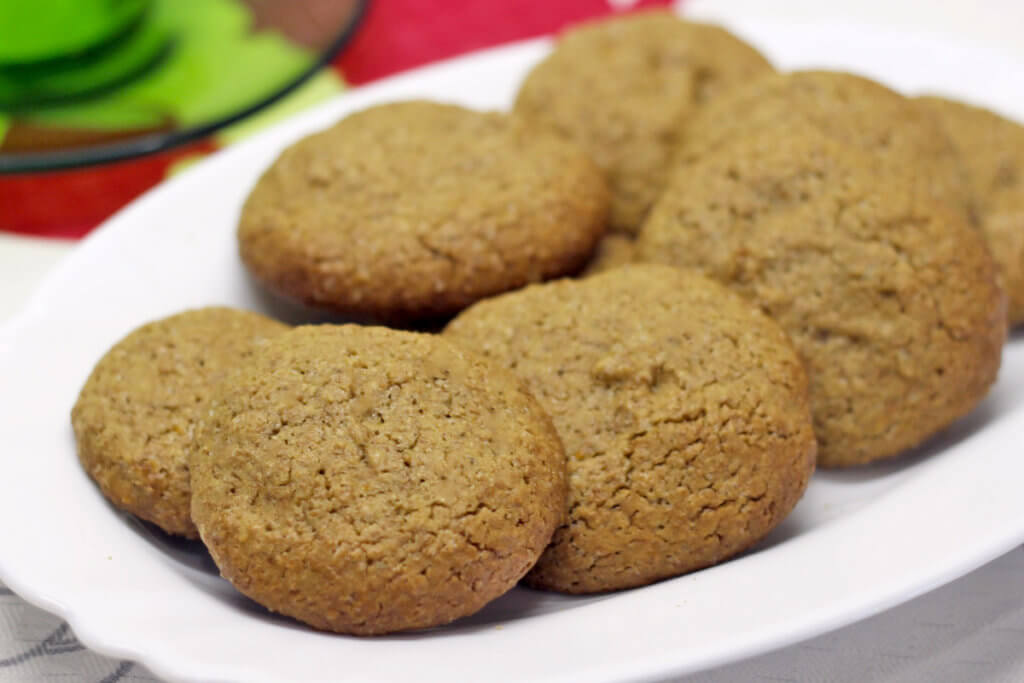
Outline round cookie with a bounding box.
[676,70,972,220]
[71,307,288,538]
[917,95,1024,325]
[638,121,1006,467]
[514,10,773,234]
[238,100,609,323]
[190,325,567,634]
[444,265,816,594]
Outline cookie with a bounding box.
[444,265,816,593]
[514,10,773,234]
[579,234,637,276]
[71,307,288,538]
[676,71,972,220]
[917,95,1024,325]
[638,122,1006,467]
[190,325,567,634]
[238,100,609,323]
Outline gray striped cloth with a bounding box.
[0,584,156,683]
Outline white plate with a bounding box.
[2,17,1024,683]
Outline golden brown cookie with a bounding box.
[238,100,609,323]
[190,325,567,634]
[638,122,1006,467]
[71,307,288,538]
[917,95,1024,325]
[514,10,773,234]
[444,265,816,594]
[677,71,972,219]
[579,234,637,276]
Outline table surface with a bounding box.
[3,1,1024,681]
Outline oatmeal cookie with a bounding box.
[917,95,1024,324]
[514,11,773,234]
[190,325,567,634]
[71,307,287,538]
[238,100,609,323]
[444,265,815,593]
[677,70,972,220]
[638,122,1005,467]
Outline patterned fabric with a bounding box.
[0,585,158,681]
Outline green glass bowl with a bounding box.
[0,0,367,172]
[0,0,152,64]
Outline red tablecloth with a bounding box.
[0,0,671,239]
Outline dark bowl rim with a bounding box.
[0,0,370,174]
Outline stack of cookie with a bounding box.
[515,12,1011,467]
[72,9,1019,637]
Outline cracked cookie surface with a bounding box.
[444,265,815,593]
[189,325,567,634]
[71,307,288,538]
[514,11,773,235]
[676,71,972,221]
[917,95,1024,325]
[638,122,1006,467]
[238,100,609,323]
